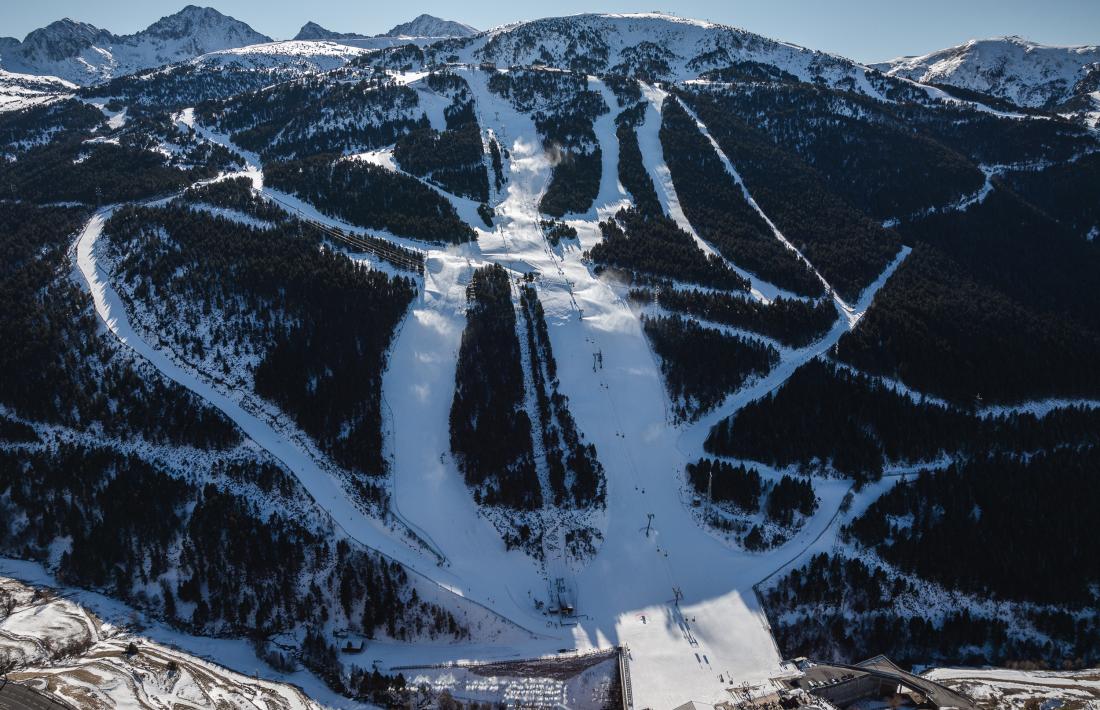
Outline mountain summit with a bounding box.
[0,5,270,84]
[873,35,1100,111]
[382,14,477,38]
[292,21,370,41]
[292,14,477,44]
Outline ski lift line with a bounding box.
[673,96,853,313]
[291,217,424,273]
[529,200,581,313]
[530,204,641,486]
[258,190,426,273]
[277,204,424,268]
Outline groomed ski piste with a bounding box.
[72,64,930,708]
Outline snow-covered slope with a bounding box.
[0,69,74,112]
[874,35,1100,109]
[454,12,880,89]
[925,667,1100,708]
[194,39,370,74]
[0,6,271,85]
[383,14,478,39]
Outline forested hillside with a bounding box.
[103,206,416,495]
[488,69,608,216]
[0,202,237,448]
[265,155,477,243]
[393,73,490,202]
[196,74,424,160]
[660,98,823,297]
[4,9,1100,706]
[0,444,466,649]
[682,89,901,302]
[643,314,778,421]
[450,265,540,510]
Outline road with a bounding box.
[852,655,976,709]
[0,681,70,710]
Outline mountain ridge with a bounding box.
[293,14,478,42]
[0,5,271,85]
[383,13,477,38]
[1,6,1100,709]
[292,21,370,41]
[873,34,1100,112]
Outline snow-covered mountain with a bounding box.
[0,5,271,85]
[293,14,477,44]
[4,7,1100,709]
[292,21,370,42]
[194,39,370,75]
[383,14,478,39]
[873,35,1100,109]
[445,12,881,89]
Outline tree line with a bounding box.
[692,80,985,222]
[450,265,541,510]
[653,287,835,348]
[705,357,1100,482]
[836,244,1100,405]
[181,177,286,223]
[0,203,238,449]
[264,154,476,244]
[520,284,605,508]
[682,89,902,302]
[197,75,426,162]
[848,447,1100,607]
[764,552,1100,668]
[614,104,663,217]
[659,98,823,298]
[1003,152,1100,240]
[394,78,490,203]
[105,205,416,485]
[588,207,748,291]
[642,314,779,421]
[0,444,466,658]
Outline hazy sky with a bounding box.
[4,0,1098,63]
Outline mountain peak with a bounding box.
[0,5,270,84]
[140,5,270,43]
[16,18,112,63]
[293,21,369,41]
[874,35,1100,109]
[382,14,477,38]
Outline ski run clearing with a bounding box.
[68,66,945,709]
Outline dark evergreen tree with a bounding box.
[264,155,476,244]
[686,459,762,512]
[642,314,779,421]
[589,208,747,291]
[449,265,541,509]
